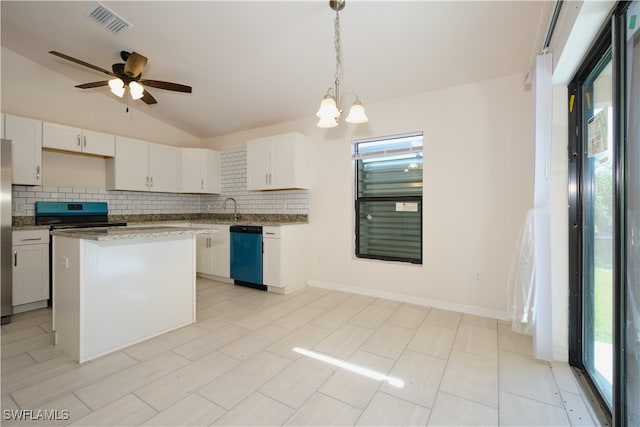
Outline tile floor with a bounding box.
[1,278,600,426]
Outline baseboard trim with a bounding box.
[308,279,510,321]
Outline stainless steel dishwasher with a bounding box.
[230,225,265,290]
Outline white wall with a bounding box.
[204,72,534,319]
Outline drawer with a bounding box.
[12,229,50,245]
[262,226,280,238]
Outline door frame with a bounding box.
[567,3,630,425]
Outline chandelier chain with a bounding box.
[334,10,342,85]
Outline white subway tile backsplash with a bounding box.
[12,147,308,217]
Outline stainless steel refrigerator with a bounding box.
[1,139,12,324]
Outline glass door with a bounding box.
[569,2,640,423]
[581,53,614,407]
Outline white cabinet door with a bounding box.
[12,230,49,307]
[204,150,222,194]
[181,148,205,193]
[43,122,82,153]
[246,132,309,190]
[107,136,149,191]
[196,233,214,275]
[5,115,42,186]
[263,235,281,288]
[181,148,221,194]
[12,244,49,305]
[246,136,272,190]
[193,224,230,278]
[270,133,298,189]
[210,224,230,277]
[43,123,115,157]
[82,129,115,157]
[149,142,179,193]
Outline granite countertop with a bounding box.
[12,224,50,231]
[50,226,211,241]
[12,213,308,229]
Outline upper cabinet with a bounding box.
[43,122,115,157]
[106,137,179,193]
[4,115,42,186]
[180,148,221,194]
[246,132,309,190]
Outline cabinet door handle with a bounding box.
[265,173,268,184]
[77,134,81,147]
[36,165,41,180]
[265,232,276,235]
[201,179,204,190]
[21,237,43,241]
[83,135,87,148]
[150,177,153,187]
[146,176,149,186]
[14,251,17,267]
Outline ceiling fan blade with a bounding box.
[141,90,157,105]
[75,81,110,89]
[124,52,148,78]
[49,51,115,77]
[139,79,192,93]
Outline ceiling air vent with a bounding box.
[86,2,132,34]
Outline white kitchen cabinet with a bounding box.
[4,115,42,186]
[193,224,230,278]
[246,132,309,190]
[42,122,115,157]
[107,137,179,192]
[12,229,49,312]
[149,142,179,192]
[180,148,221,194]
[262,224,307,293]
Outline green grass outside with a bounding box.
[594,267,613,344]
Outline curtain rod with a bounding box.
[541,0,564,54]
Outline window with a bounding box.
[353,132,423,264]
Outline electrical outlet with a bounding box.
[473,272,482,283]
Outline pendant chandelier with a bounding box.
[316,0,368,128]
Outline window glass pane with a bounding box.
[357,154,423,197]
[357,200,421,262]
[582,53,613,407]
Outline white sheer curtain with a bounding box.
[508,53,554,361]
[532,53,554,361]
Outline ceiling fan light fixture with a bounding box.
[108,78,125,97]
[345,99,368,124]
[129,81,144,100]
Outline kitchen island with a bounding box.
[51,226,209,363]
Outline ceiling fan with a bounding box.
[49,50,192,105]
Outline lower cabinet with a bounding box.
[194,224,230,279]
[12,229,49,313]
[262,225,307,293]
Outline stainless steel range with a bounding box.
[35,201,127,306]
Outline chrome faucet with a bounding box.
[223,197,239,222]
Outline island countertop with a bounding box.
[50,226,212,241]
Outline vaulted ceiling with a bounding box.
[1,1,551,139]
